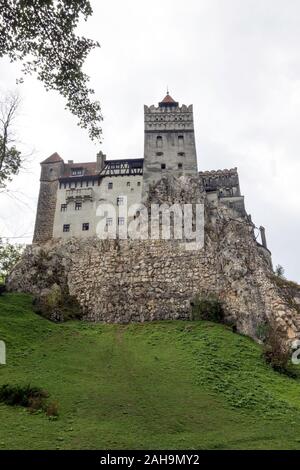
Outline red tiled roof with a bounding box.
[41,152,63,164]
[160,93,176,104]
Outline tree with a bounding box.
[0,238,24,283]
[275,265,285,279]
[0,92,22,190]
[0,0,102,142]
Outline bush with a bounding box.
[263,324,291,375]
[0,384,48,407]
[45,401,59,418]
[33,283,82,322]
[191,294,224,323]
[0,384,59,416]
[256,321,269,342]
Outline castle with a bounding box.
[11,92,300,345]
[33,92,262,248]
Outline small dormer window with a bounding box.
[71,168,83,176]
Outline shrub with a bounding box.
[256,321,269,342]
[33,283,82,322]
[274,264,285,279]
[0,384,48,407]
[0,384,59,416]
[191,294,224,323]
[262,323,291,375]
[45,401,59,418]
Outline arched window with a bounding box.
[156,136,163,148]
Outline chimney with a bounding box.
[68,160,74,164]
[96,151,106,172]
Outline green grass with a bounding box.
[1,293,300,449]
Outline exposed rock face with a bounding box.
[6,176,300,343]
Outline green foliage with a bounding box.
[271,275,300,314]
[0,383,47,407]
[0,0,102,141]
[0,92,22,189]
[255,321,269,342]
[272,274,300,291]
[33,283,82,322]
[262,323,292,375]
[0,383,58,417]
[275,264,285,279]
[2,293,300,449]
[0,137,21,187]
[191,294,224,323]
[0,238,24,283]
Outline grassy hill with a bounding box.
[1,293,300,450]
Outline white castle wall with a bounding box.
[53,174,143,239]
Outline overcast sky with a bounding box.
[0,0,299,282]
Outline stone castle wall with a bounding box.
[10,175,300,345]
[7,215,299,344]
[33,180,59,243]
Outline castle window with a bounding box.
[75,202,82,211]
[178,163,183,169]
[106,217,113,226]
[82,223,89,231]
[118,217,125,226]
[161,164,166,170]
[61,204,67,212]
[178,135,184,146]
[156,152,163,156]
[156,136,163,148]
[63,224,70,232]
[137,181,141,186]
[71,168,83,176]
[117,196,124,206]
[127,182,131,187]
[108,182,113,189]
[178,152,185,157]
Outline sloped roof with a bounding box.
[159,93,179,107]
[41,152,63,164]
[160,93,176,104]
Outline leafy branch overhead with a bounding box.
[0,0,103,141]
[0,93,22,189]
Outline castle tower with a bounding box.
[142,92,198,197]
[33,152,64,243]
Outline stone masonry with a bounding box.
[7,175,300,344]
